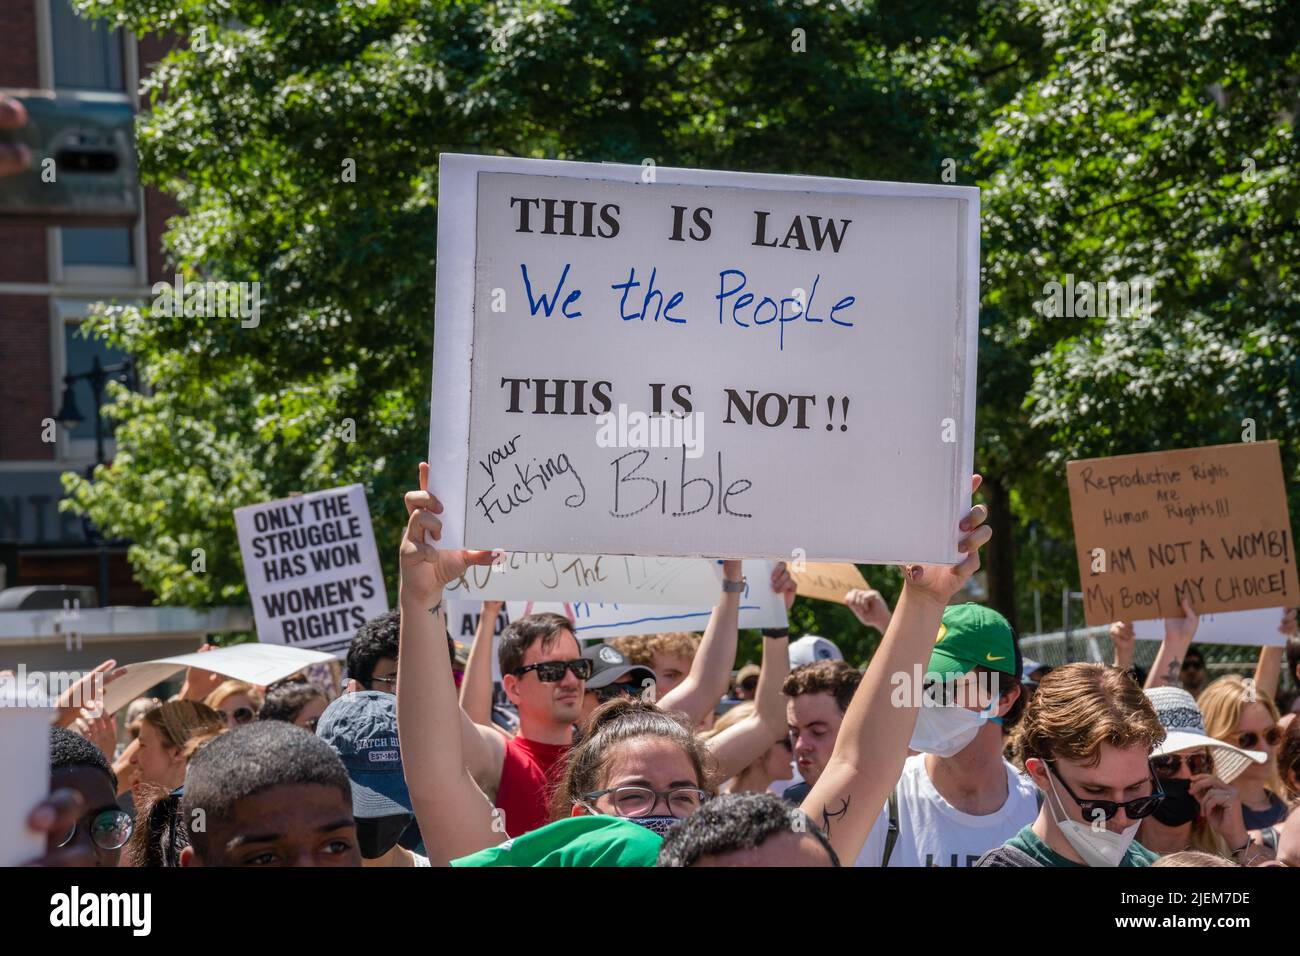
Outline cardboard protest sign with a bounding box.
[445,552,734,606]
[102,643,337,716]
[234,485,388,656]
[789,561,870,604]
[448,599,511,684]
[1067,441,1298,626]
[429,154,979,565]
[1133,607,1289,648]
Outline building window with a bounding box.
[61,226,134,267]
[63,321,130,442]
[50,0,125,92]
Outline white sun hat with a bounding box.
[1144,686,1267,784]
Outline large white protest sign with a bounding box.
[1133,607,1289,648]
[445,552,735,606]
[234,485,388,656]
[102,643,337,716]
[429,155,979,564]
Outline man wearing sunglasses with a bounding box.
[440,610,592,839]
[978,663,1167,867]
[49,727,133,867]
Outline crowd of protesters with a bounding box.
[18,466,1300,868]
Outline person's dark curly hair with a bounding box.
[656,792,840,867]
[347,610,400,688]
[50,725,117,791]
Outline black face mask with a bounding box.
[1151,777,1200,827]
[356,813,414,859]
[397,815,424,854]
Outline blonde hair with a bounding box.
[700,702,755,740]
[647,632,700,663]
[204,680,264,712]
[1016,663,1165,766]
[144,700,225,752]
[1199,674,1284,796]
[1151,850,1238,868]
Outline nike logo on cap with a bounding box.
[986,653,1006,662]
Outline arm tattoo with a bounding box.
[820,797,850,836]
[1165,657,1180,685]
[428,598,444,616]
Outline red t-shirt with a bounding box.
[497,735,571,837]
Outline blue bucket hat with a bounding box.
[315,690,412,819]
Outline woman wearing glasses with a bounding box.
[1137,686,1270,863]
[1200,674,1291,839]
[204,679,264,730]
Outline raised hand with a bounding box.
[54,659,125,727]
[71,708,119,759]
[401,462,494,601]
[180,643,224,701]
[769,561,796,611]
[846,588,892,633]
[898,474,990,606]
[1109,621,1136,669]
[1164,596,1199,645]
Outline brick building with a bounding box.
[0,0,176,604]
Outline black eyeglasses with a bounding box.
[1151,751,1213,777]
[58,808,133,851]
[1238,727,1283,750]
[582,786,710,818]
[1047,761,1165,821]
[513,659,593,682]
[370,674,397,688]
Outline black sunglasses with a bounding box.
[1238,727,1283,750]
[58,808,134,851]
[226,706,255,725]
[1151,751,1213,777]
[595,681,648,703]
[513,658,594,683]
[1047,761,1165,822]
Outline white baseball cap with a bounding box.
[789,634,843,669]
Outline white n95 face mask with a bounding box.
[1044,771,1140,867]
[908,705,987,757]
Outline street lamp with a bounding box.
[55,354,137,606]
[56,354,136,468]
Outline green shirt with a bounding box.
[451,815,663,867]
[1005,824,1158,867]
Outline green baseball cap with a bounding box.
[450,815,662,868]
[926,603,1020,679]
